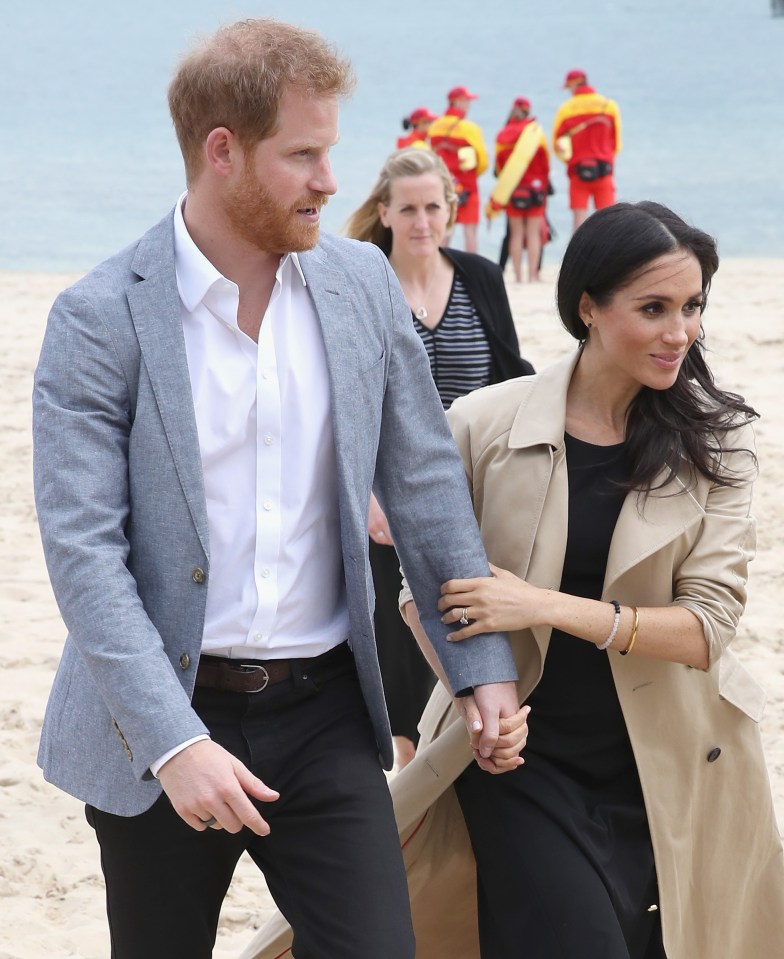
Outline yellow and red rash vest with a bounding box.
[495,117,550,188]
[552,84,622,174]
[429,107,489,195]
[396,129,431,150]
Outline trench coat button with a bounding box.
[707,747,722,762]
[179,653,190,670]
[192,567,206,584]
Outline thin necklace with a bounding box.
[399,263,439,321]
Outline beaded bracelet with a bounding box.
[596,599,621,650]
[620,605,639,656]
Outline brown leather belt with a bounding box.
[195,643,350,695]
[195,657,290,694]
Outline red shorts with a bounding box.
[569,174,616,211]
[455,188,480,225]
[507,201,546,219]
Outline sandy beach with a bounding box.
[1,259,782,959]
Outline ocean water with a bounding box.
[3,0,783,272]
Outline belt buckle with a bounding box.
[239,664,270,693]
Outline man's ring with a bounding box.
[459,608,469,626]
[200,815,217,827]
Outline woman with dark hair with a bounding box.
[386,200,784,958]
[344,147,534,768]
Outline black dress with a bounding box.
[454,434,666,959]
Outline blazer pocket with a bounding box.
[358,349,385,378]
[718,649,767,722]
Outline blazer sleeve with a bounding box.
[369,251,518,692]
[673,423,757,668]
[32,284,207,778]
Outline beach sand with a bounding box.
[1,260,782,958]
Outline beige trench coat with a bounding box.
[241,354,784,959]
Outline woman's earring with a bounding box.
[586,322,593,330]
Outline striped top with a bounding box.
[413,272,492,410]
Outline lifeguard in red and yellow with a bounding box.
[396,107,437,150]
[487,97,549,282]
[429,86,488,253]
[553,69,622,233]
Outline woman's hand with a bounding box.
[438,564,549,639]
[456,693,531,774]
[368,492,393,546]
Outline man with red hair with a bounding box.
[553,70,622,232]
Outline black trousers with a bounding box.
[87,646,415,959]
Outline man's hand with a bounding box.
[464,680,522,766]
[157,739,279,834]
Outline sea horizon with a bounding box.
[4,0,783,272]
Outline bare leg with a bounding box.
[507,217,524,283]
[525,217,543,281]
[463,223,479,254]
[572,207,590,233]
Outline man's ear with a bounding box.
[204,127,239,177]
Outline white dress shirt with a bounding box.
[152,197,351,775]
[173,194,350,662]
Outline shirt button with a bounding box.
[254,633,263,642]
[179,653,190,669]
[261,568,270,578]
[264,434,274,446]
[706,747,721,763]
[263,501,273,511]
[192,567,206,584]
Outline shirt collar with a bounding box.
[173,191,307,311]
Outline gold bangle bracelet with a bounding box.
[620,605,639,656]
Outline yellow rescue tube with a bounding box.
[490,121,545,208]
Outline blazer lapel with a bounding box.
[126,215,209,555]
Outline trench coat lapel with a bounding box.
[604,472,705,595]
[507,352,706,598]
[504,356,574,659]
[126,217,210,556]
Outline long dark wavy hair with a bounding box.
[557,201,758,493]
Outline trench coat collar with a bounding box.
[508,352,577,450]
[504,349,705,591]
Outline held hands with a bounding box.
[439,563,548,639]
[157,739,279,835]
[456,681,530,775]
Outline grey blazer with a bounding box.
[32,212,518,816]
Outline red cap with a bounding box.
[563,69,587,88]
[513,97,531,111]
[447,85,478,101]
[408,107,438,124]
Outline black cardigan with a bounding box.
[440,247,535,382]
